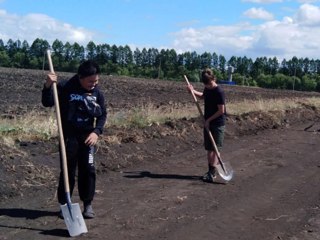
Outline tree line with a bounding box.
[0,38,320,91]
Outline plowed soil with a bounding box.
[0,67,320,240]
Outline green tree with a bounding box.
[52,39,64,70]
[212,52,219,69]
[86,41,97,60]
[302,57,310,74]
[133,48,142,67]
[227,56,237,70]
[251,57,263,78]
[0,39,5,51]
[287,57,302,78]
[70,42,85,61]
[29,38,50,69]
[256,74,272,88]
[110,45,119,64]
[237,56,253,76]
[20,40,30,68]
[279,59,289,75]
[123,45,133,66]
[141,48,149,67]
[268,57,279,75]
[291,76,301,91]
[190,51,201,71]
[301,75,317,91]
[218,55,226,74]
[63,42,72,69]
[232,73,244,85]
[147,48,158,67]
[12,52,25,68]
[6,39,17,58]
[200,52,212,69]
[0,51,10,67]
[95,43,111,66]
[272,73,290,89]
[314,74,320,91]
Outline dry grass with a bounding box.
[1,97,320,143]
[107,97,320,127]
[0,110,57,141]
[107,102,197,128]
[227,97,320,115]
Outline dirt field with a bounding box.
[0,67,320,240]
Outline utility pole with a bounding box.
[158,58,161,79]
[293,66,296,91]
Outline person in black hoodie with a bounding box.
[187,68,226,183]
[42,60,107,218]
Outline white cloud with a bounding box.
[173,23,255,57]
[172,4,320,60]
[296,3,320,26]
[241,0,282,3]
[0,10,94,45]
[297,0,319,3]
[243,7,274,20]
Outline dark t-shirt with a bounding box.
[203,85,226,127]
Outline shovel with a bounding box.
[184,75,234,181]
[46,50,88,237]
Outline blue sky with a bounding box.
[0,0,320,60]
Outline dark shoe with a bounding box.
[83,204,95,219]
[202,171,216,183]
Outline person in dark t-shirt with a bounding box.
[187,68,226,183]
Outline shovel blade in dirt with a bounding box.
[216,161,234,181]
[61,203,88,237]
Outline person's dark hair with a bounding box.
[201,68,216,85]
[78,60,101,78]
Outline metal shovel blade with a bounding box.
[61,203,88,237]
[216,161,234,181]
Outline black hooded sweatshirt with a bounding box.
[42,74,107,137]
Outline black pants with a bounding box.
[57,134,96,205]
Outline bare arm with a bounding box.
[187,85,204,99]
[204,104,225,128]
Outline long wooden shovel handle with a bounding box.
[184,75,225,168]
[184,75,205,118]
[46,50,70,194]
